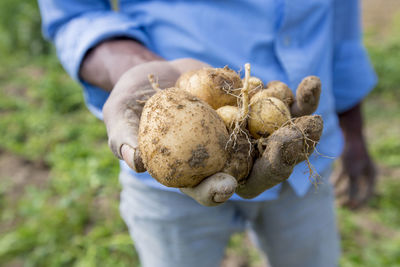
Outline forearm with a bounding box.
[337,102,370,159]
[79,39,163,91]
[338,103,364,139]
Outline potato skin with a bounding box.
[248,96,291,138]
[178,66,243,109]
[216,105,239,129]
[138,87,229,188]
[175,69,197,90]
[264,81,294,106]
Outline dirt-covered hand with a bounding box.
[331,136,376,209]
[103,61,179,171]
[104,59,240,206]
[180,173,238,206]
[333,103,376,209]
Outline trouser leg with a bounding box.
[119,171,244,267]
[249,174,340,267]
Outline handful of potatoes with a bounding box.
[138,63,322,195]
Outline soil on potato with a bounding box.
[188,144,210,168]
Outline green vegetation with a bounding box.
[0,2,399,267]
[0,48,139,266]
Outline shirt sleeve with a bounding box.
[38,0,149,119]
[38,0,148,80]
[332,0,377,113]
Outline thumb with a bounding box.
[121,145,146,173]
[104,101,146,173]
[180,173,237,206]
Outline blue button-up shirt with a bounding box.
[38,0,376,201]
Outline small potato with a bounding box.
[247,76,264,98]
[216,105,240,129]
[251,81,294,107]
[139,87,229,188]
[177,66,243,109]
[175,69,197,90]
[248,96,291,138]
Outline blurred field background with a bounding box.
[0,1,399,266]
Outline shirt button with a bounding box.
[283,36,291,46]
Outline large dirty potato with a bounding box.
[138,87,229,188]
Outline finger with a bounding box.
[180,173,237,206]
[344,163,378,209]
[351,165,377,208]
[331,163,350,197]
[346,174,361,209]
[170,58,211,74]
[364,163,377,199]
[337,193,350,208]
[105,108,140,158]
[357,174,374,207]
[290,76,321,117]
[236,157,293,199]
[332,170,347,189]
[292,115,323,158]
[237,115,322,199]
[121,145,146,173]
[331,164,343,187]
[333,172,350,199]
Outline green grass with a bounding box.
[0,3,400,267]
[0,55,139,266]
[336,15,400,267]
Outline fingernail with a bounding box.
[121,145,146,173]
[213,193,232,203]
[121,145,136,170]
[134,148,146,173]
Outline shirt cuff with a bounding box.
[332,41,377,113]
[54,10,149,81]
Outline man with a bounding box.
[38,0,376,266]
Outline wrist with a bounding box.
[338,103,364,137]
[80,39,163,91]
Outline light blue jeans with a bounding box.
[119,170,340,267]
